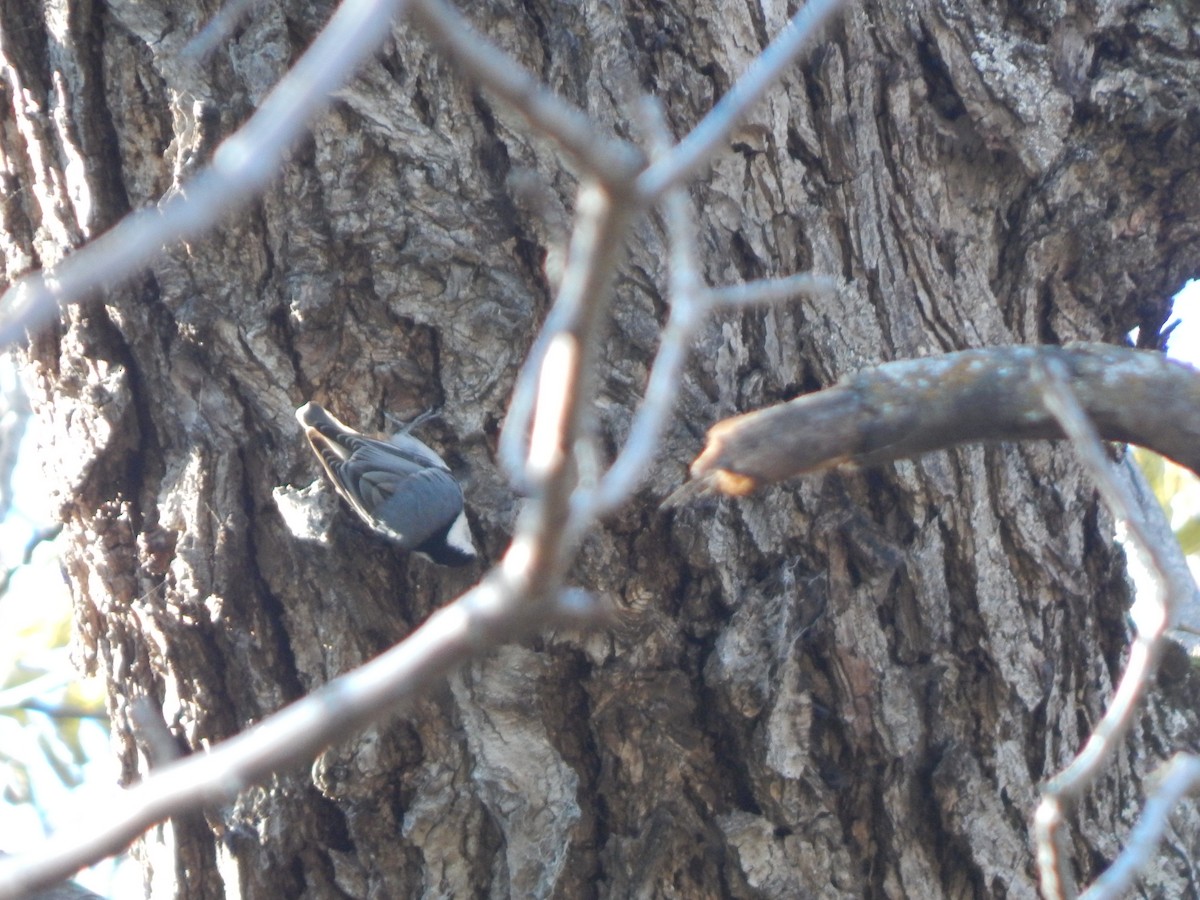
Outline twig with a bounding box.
[12,701,106,722]
[0,0,412,346]
[635,0,845,202]
[1120,456,1200,638]
[707,274,836,309]
[408,0,643,182]
[1031,355,1186,898]
[499,181,635,492]
[1080,753,1200,900]
[514,181,635,567]
[1034,798,1077,900]
[571,99,702,518]
[0,671,75,714]
[577,103,834,518]
[0,579,608,897]
[580,275,830,516]
[179,0,263,64]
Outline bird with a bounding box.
[295,401,478,566]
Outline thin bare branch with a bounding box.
[708,274,836,309]
[409,0,644,182]
[497,330,549,484]
[1081,753,1200,900]
[0,576,607,897]
[1035,355,1169,592]
[0,671,74,713]
[1034,799,1076,900]
[579,310,694,518]
[635,0,846,202]
[179,0,263,64]
[0,0,410,346]
[580,105,836,518]
[0,173,633,890]
[572,100,701,517]
[689,344,1200,495]
[1121,455,1200,638]
[500,182,633,491]
[1032,354,1188,898]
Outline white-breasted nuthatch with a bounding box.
[295,402,478,566]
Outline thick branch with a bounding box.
[690,344,1200,494]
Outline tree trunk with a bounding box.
[4,0,1200,896]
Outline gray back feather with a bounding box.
[337,443,464,549]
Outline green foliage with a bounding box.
[0,540,107,839]
[1135,447,1200,557]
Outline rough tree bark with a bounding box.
[3,0,1200,897]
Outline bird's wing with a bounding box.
[347,437,431,478]
[357,466,465,548]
